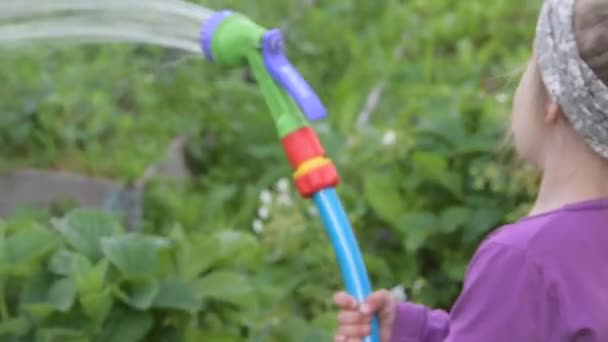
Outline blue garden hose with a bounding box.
[314,188,380,342]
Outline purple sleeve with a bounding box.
[389,302,449,342]
[389,242,544,342]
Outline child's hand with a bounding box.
[333,290,397,342]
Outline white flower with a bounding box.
[412,278,426,293]
[307,206,319,217]
[259,190,273,205]
[496,93,509,104]
[252,219,264,234]
[277,193,293,207]
[258,206,270,220]
[382,130,397,146]
[276,178,290,193]
[390,285,407,302]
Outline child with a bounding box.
[333,0,608,341]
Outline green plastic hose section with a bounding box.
[210,13,308,138]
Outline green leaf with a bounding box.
[20,271,52,305]
[80,288,113,326]
[363,170,405,226]
[0,225,61,276]
[36,327,88,341]
[196,271,256,307]
[170,226,215,281]
[70,253,92,276]
[95,306,153,342]
[49,249,76,276]
[453,135,496,154]
[399,212,438,252]
[442,252,469,281]
[152,277,201,311]
[440,207,472,233]
[183,330,206,342]
[184,329,236,342]
[411,151,448,182]
[22,303,55,321]
[0,222,6,255]
[70,254,108,296]
[0,317,29,337]
[101,235,169,276]
[311,311,338,332]
[300,329,333,342]
[115,276,159,311]
[20,273,76,318]
[211,230,261,268]
[48,278,76,312]
[54,209,123,261]
[463,207,503,242]
[438,172,465,199]
[262,316,325,342]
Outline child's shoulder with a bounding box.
[483,211,580,254]
[481,200,608,260]
[484,217,550,250]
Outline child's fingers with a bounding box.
[333,335,346,342]
[334,336,362,342]
[337,324,372,338]
[338,310,370,324]
[333,291,359,310]
[360,289,392,314]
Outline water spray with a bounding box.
[200,10,381,342]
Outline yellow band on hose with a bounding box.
[293,157,332,179]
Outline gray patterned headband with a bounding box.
[535,0,608,158]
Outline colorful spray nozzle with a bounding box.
[200,11,327,124]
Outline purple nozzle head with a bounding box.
[200,10,234,62]
[262,29,328,121]
[200,12,327,121]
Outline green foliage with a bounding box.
[0,0,545,339]
[0,209,337,341]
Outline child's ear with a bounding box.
[544,102,562,124]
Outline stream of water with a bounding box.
[0,0,215,54]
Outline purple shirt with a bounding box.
[390,198,608,341]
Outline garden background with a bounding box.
[0,0,542,341]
